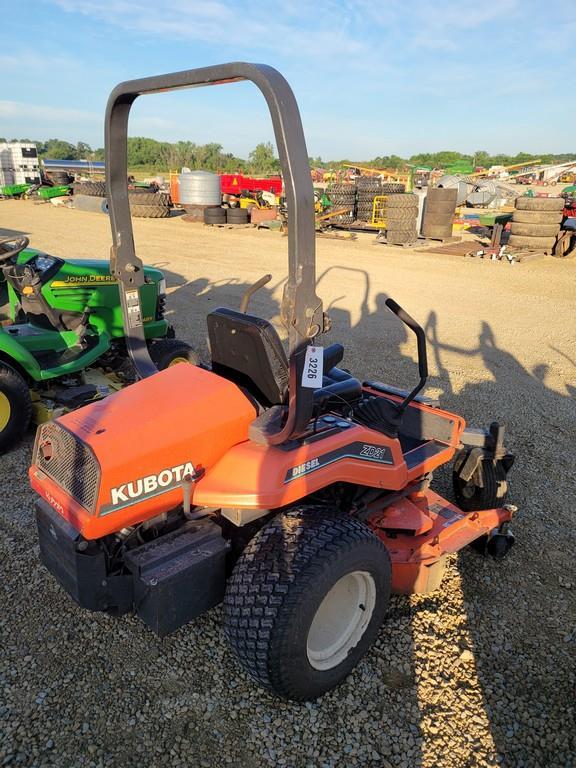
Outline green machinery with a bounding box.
[0,236,195,452]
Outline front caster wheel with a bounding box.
[470,522,515,559]
[453,456,509,511]
[224,510,391,701]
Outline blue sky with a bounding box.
[1,0,574,159]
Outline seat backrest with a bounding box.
[207,307,289,405]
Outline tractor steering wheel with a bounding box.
[0,236,30,263]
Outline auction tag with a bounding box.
[302,345,323,388]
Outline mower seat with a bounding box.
[207,308,289,406]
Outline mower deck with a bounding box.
[369,489,515,593]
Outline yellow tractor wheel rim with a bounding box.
[168,356,189,367]
[0,392,11,431]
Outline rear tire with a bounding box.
[0,363,32,453]
[148,339,198,369]
[224,510,391,700]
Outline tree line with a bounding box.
[2,137,573,173]
[0,137,281,175]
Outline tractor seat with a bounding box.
[5,265,84,333]
[207,308,361,408]
[207,308,289,406]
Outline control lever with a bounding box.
[240,273,272,313]
[385,298,428,414]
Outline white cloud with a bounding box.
[0,101,100,123]
[51,0,364,57]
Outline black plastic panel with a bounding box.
[124,520,230,636]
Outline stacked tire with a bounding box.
[72,181,106,197]
[381,182,406,194]
[422,187,458,240]
[508,197,563,252]
[385,194,419,244]
[356,177,381,223]
[327,183,356,225]
[226,207,249,225]
[72,182,172,218]
[129,189,171,219]
[204,206,226,225]
[48,171,73,185]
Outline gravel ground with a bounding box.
[1,201,575,768]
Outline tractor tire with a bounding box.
[72,181,106,197]
[128,191,171,206]
[421,223,453,239]
[381,183,405,194]
[509,222,560,237]
[386,210,418,223]
[512,210,563,224]
[356,178,381,192]
[514,196,564,211]
[148,338,198,369]
[329,194,356,205]
[0,363,32,453]
[387,227,418,241]
[224,510,391,701]
[130,204,171,219]
[453,458,508,512]
[507,234,556,249]
[385,194,418,209]
[49,172,73,185]
[329,184,356,195]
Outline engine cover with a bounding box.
[29,364,256,538]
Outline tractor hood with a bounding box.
[29,365,256,539]
[18,248,164,284]
[10,248,167,339]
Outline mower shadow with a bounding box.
[153,267,284,360]
[0,226,31,238]
[422,313,576,768]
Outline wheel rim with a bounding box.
[307,571,376,671]
[168,356,189,367]
[460,479,476,499]
[0,392,11,431]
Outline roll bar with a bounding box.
[105,62,325,443]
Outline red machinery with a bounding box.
[220,173,282,196]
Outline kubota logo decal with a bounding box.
[101,461,195,515]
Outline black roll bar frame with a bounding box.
[105,62,325,444]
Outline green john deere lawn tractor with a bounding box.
[0,235,196,452]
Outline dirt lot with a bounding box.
[1,200,575,768]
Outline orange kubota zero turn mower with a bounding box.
[29,63,516,701]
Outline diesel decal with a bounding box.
[102,461,195,513]
[284,441,393,483]
[291,458,320,478]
